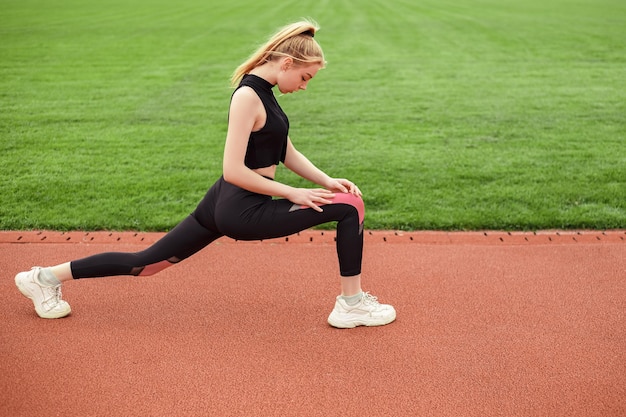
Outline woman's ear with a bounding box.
[281,57,294,71]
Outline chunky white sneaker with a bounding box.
[15,267,71,319]
[327,292,396,328]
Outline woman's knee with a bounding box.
[331,193,365,223]
[134,258,178,276]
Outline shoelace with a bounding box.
[361,292,380,306]
[42,285,64,311]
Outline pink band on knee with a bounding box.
[294,193,365,223]
[329,193,365,223]
[138,260,173,276]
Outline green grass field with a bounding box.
[1,0,624,231]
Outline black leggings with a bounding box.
[71,176,364,278]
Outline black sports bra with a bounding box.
[233,74,289,169]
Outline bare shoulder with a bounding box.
[231,86,261,107]
[229,86,265,131]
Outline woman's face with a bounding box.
[276,60,323,94]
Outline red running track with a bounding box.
[1,230,625,417]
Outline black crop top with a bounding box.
[234,74,290,169]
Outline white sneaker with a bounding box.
[327,292,396,328]
[15,267,71,319]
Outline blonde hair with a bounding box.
[231,20,325,86]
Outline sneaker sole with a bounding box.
[15,274,72,319]
[327,311,396,329]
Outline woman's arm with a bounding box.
[283,138,333,187]
[284,138,362,196]
[222,88,336,211]
[222,87,292,197]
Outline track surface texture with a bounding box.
[2,230,625,417]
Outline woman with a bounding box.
[15,20,396,329]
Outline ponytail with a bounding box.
[230,20,325,86]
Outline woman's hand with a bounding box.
[324,178,362,197]
[286,187,336,213]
